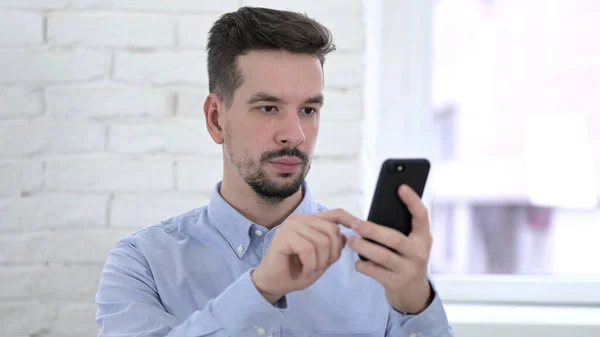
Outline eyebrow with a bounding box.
[246,92,324,105]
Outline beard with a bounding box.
[246,147,311,202]
[229,145,311,203]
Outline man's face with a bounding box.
[221,50,324,202]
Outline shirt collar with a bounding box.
[207,181,319,258]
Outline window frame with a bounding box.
[364,0,600,311]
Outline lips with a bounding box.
[269,157,303,165]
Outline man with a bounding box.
[95,6,453,337]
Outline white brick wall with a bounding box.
[114,51,208,85]
[0,50,107,84]
[0,87,42,118]
[0,0,68,10]
[70,0,239,13]
[178,14,224,48]
[0,1,366,336]
[0,11,44,46]
[108,121,221,155]
[45,84,172,118]
[47,13,176,48]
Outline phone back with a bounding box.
[367,158,431,236]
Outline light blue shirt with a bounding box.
[95,182,453,337]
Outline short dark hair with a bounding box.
[206,6,336,107]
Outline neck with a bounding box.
[219,173,304,230]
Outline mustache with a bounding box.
[260,147,309,163]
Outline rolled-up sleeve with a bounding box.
[95,238,285,337]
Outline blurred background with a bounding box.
[0,0,599,336]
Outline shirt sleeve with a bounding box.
[95,238,285,337]
[385,281,454,337]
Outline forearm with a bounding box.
[97,242,285,337]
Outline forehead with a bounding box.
[235,50,324,102]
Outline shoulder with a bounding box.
[116,206,208,250]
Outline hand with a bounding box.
[252,209,359,304]
[347,185,434,314]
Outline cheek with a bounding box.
[303,122,319,144]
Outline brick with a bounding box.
[314,121,362,156]
[175,157,223,192]
[19,159,43,194]
[53,302,99,337]
[0,265,102,300]
[0,301,54,336]
[114,51,207,85]
[323,52,363,89]
[108,122,220,155]
[315,193,365,218]
[305,157,362,195]
[178,14,222,48]
[111,193,210,229]
[177,89,208,117]
[0,162,20,196]
[44,157,174,192]
[0,122,42,157]
[43,122,106,154]
[0,0,68,10]
[47,13,175,48]
[0,194,108,231]
[71,0,238,13]
[0,87,42,118]
[0,229,133,263]
[0,11,43,45]
[0,121,105,156]
[0,160,42,197]
[322,88,363,121]
[45,84,170,118]
[0,49,105,84]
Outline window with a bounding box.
[368,0,600,333]
[429,0,600,278]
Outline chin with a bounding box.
[274,172,294,179]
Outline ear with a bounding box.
[204,93,225,145]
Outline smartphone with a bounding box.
[359,158,431,261]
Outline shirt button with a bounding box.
[255,230,263,237]
[236,245,244,254]
[255,326,266,335]
[267,334,273,337]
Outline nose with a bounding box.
[274,111,306,147]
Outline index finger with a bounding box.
[398,185,431,237]
[313,208,361,228]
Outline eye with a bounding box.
[258,106,278,113]
[301,107,318,115]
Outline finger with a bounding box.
[398,185,431,237]
[288,234,318,274]
[355,259,399,290]
[313,208,361,229]
[348,236,407,271]
[292,224,331,270]
[351,220,412,256]
[306,218,343,265]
